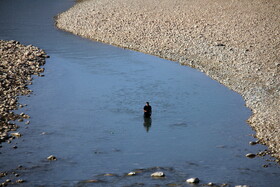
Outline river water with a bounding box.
[0,0,279,186]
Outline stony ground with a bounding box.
[0,40,47,144]
[57,0,280,160]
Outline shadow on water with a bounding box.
[0,0,279,186]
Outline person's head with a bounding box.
[146,102,149,106]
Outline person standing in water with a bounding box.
[143,102,152,118]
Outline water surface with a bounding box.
[0,0,279,186]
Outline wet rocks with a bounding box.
[0,40,47,144]
[56,0,280,160]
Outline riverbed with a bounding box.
[0,0,279,186]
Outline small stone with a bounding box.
[127,172,136,176]
[235,185,250,187]
[104,173,116,176]
[13,146,18,149]
[186,177,200,184]
[15,173,19,177]
[249,141,257,145]
[246,153,256,158]
[208,182,214,186]
[25,121,30,125]
[47,155,57,161]
[11,132,21,138]
[5,179,11,183]
[151,171,165,177]
[84,179,100,183]
[0,172,7,177]
[22,114,30,119]
[16,179,25,183]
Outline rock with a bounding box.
[249,141,257,145]
[127,172,136,176]
[186,177,200,184]
[16,179,25,183]
[103,173,116,176]
[151,171,165,177]
[246,153,256,158]
[84,179,101,183]
[11,132,21,138]
[47,155,57,161]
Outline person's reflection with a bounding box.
[143,117,152,132]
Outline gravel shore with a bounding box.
[0,40,47,144]
[56,0,280,160]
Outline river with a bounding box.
[0,0,279,186]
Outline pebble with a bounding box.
[47,155,57,161]
[16,179,25,183]
[151,171,165,177]
[249,141,257,145]
[127,172,136,176]
[246,153,256,158]
[186,177,200,184]
[11,132,21,138]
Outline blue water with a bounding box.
[0,0,279,186]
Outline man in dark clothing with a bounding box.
[143,102,152,118]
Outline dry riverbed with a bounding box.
[0,40,47,144]
[56,0,280,160]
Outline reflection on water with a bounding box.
[143,117,152,132]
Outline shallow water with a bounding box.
[0,0,279,186]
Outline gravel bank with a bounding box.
[0,40,47,144]
[56,0,280,160]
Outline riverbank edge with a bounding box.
[0,40,48,144]
[55,0,280,161]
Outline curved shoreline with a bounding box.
[56,0,280,160]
